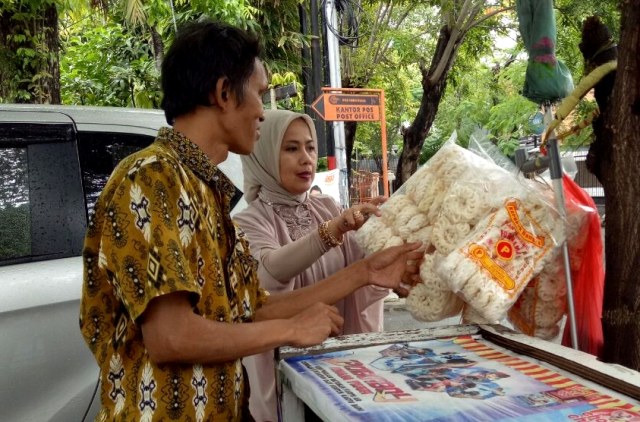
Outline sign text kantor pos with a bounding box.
[311,88,390,197]
[312,93,381,122]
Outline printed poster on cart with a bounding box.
[281,335,640,421]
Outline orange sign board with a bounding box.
[311,93,381,121]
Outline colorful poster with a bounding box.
[281,335,640,421]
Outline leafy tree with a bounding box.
[423,57,540,162]
[0,0,60,103]
[352,63,422,171]
[251,0,306,75]
[60,21,161,106]
[395,0,513,188]
[340,1,439,178]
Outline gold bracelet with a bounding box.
[318,221,344,249]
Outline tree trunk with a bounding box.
[395,25,460,188]
[0,2,60,103]
[43,4,60,104]
[599,0,640,370]
[0,12,16,100]
[344,120,358,176]
[150,26,164,71]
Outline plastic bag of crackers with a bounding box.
[355,133,573,327]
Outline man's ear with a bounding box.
[210,77,231,109]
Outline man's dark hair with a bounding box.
[161,20,262,124]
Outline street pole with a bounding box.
[324,0,349,206]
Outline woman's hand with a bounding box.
[327,196,387,240]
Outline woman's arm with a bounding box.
[255,241,423,321]
[235,208,327,283]
[235,197,387,284]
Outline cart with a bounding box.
[277,325,640,421]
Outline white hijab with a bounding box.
[241,109,318,206]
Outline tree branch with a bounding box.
[464,6,515,33]
[374,5,412,66]
[428,0,474,83]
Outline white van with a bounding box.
[0,105,246,421]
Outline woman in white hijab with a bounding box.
[235,109,389,421]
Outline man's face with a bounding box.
[225,59,268,155]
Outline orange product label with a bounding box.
[495,239,514,261]
[505,200,545,248]
[468,244,516,291]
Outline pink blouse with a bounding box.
[234,194,388,421]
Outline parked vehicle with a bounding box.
[0,105,247,421]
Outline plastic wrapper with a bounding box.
[469,131,601,346]
[461,304,498,325]
[438,195,562,322]
[506,203,587,343]
[508,258,568,341]
[406,253,463,322]
[356,133,568,326]
[560,175,604,356]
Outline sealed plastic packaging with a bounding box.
[438,194,564,323]
[469,130,603,349]
[405,253,463,322]
[355,132,569,326]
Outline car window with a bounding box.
[0,147,31,260]
[0,122,86,265]
[77,131,155,216]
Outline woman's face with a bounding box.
[279,118,317,195]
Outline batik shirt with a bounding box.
[80,127,268,421]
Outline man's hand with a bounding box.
[363,242,424,297]
[287,303,344,348]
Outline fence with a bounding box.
[349,156,398,206]
[349,170,380,205]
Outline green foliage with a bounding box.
[0,204,31,260]
[555,0,620,78]
[269,71,304,111]
[60,21,160,107]
[345,2,439,87]
[53,0,299,108]
[423,57,541,161]
[316,157,328,172]
[352,63,421,161]
[172,0,258,28]
[250,0,304,74]
[0,0,59,103]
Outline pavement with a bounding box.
[383,293,461,332]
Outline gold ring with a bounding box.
[353,210,363,220]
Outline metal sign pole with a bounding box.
[544,105,579,350]
[324,0,349,207]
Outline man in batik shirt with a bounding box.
[80,20,422,421]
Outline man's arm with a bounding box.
[140,241,422,365]
[255,242,423,321]
[140,292,344,365]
